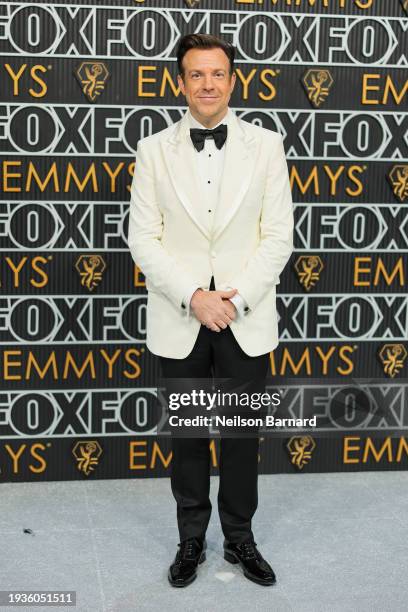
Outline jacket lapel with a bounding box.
[212,112,259,241]
[160,113,211,240]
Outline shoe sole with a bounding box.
[224,550,276,586]
[168,551,206,588]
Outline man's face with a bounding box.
[177,47,236,125]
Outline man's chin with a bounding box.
[195,104,225,118]
[197,104,218,113]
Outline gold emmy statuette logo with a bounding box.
[287,436,316,470]
[75,62,109,102]
[387,165,408,203]
[379,344,407,378]
[400,0,408,15]
[184,0,201,6]
[75,255,106,291]
[302,69,333,108]
[294,255,323,291]
[72,441,103,476]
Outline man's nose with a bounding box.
[202,76,215,90]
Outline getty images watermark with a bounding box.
[166,389,317,429]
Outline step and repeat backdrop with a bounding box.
[0,0,407,481]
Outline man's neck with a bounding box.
[189,107,229,129]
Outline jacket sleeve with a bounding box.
[226,134,294,312]
[127,140,200,312]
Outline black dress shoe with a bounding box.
[168,537,207,587]
[224,538,276,586]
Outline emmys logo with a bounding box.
[286,436,316,470]
[75,255,106,291]
[387,165,408,202]
[302,69,333,107]
[294,255,323,291]
[401,0,408,15]
[72,441,103,476]
[379,344,407,378]
[184,0,201,6]
[75,62,109,102]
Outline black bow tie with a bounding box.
[190,124,227,152]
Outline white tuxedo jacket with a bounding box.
[128,108,294,359]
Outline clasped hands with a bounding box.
[190,288,237,332]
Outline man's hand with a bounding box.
[191,288,237,332]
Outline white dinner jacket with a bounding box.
[127,107,294,359]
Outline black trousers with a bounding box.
[159,277,269,545]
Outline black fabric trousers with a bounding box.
[159,277,269,545]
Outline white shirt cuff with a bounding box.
[182,286,201,318]
[229,292,249,319]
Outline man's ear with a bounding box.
[177,74,185,95]
[230,71,236,93]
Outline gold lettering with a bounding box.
[150,442,172,469]
[3,161,22,192]
[26,162,59,192]
[138,66,157,97]
[361,74,380,104]
[354,257,371,287]
[343,436,361,463]
[338,346,354,375]
[235,68,257,100]
[100,349,122,379]
[291,166,319,195]
[29,65,48,98]
[259,69,277,101]
[30,444,47,473]
[315,346,336,375]
[63,351,96,379]
[26,352,58,380]
[5,257,27,287]
[5,444,26,473]
[346,166,364,196]
[124,349,142,379]
[133,266,146,288]
[4,64,26,95]
[129,440,147,469]
[363,437,392,463]
[31,256,49,288]
[102,162,125,193]
[4,351,22,380]
[160,66,181,97]
[280,349,312,375]
[64,163,98,193]
[396,438,408,462]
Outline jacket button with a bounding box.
[244,306,249,312]
[181,304,186,309]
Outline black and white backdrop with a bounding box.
[0,0,407,481]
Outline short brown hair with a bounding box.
[176,34,235,78]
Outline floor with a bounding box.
[1,470,407,612]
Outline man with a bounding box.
[128,33,293,587]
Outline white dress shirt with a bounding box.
[181,107,249,320]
